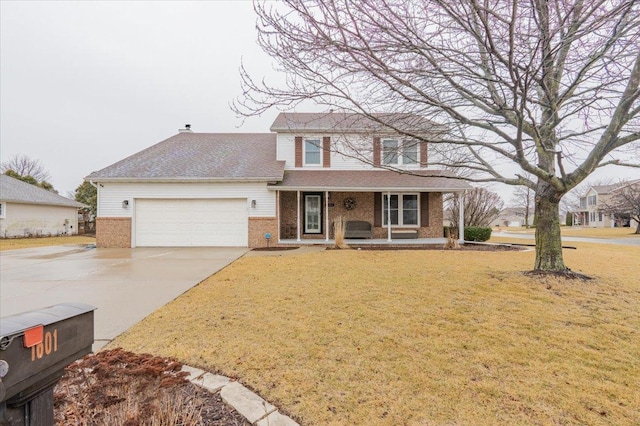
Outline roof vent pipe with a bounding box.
[179,124,193,133]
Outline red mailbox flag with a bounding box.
[23,325,44,348]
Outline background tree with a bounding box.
[74,181,97,232]
[449,188,503,228]
[236,0,640,274]
[602,180,640,234]
[74,181,97,216]
[1,154,51,182]
[3,169,58,194]
[511,179,535,228]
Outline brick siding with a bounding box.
[96,217,131,248]
[249,217,279,248]
[278,191,444,240]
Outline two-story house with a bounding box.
[87,112,471,248]
[572,180,640,228]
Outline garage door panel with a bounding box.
[135,199,248,247]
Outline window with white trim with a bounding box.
[588,195,597,206]
[304,139,321,165]
[382,194,419,226]
[382,139,418,165]
[402,140,418,164]
[589,212,596,222]
[0,202,5,218]
[382,139,398,164]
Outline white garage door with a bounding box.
[135,199,248,247]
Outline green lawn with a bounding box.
[111,243,640,425]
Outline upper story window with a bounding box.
[402,141,418,164]
[579,198,587,208]
[588,195,597,206]
[382,139,398,164]
[382,139,418,165]
[304,139,321,165]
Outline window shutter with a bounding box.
[420,142,428,166]
[373,137,381,167]
[295,136,302,167]
[374,192,382,227]
[323,136,331,168]
[420,192,430,226]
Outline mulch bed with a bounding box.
[252,246,300,251]
[337,243,524,251]
[54,348,249,426]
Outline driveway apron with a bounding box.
[0,245,247,350]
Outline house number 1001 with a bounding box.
[31,329,58,361]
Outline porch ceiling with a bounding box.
[268,170,472,192]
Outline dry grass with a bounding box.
[112,244,640,425]
[495,226,638,238]
[333,216,350,249]
[0,235,95,251]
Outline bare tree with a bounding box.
[602,180,640,233]
[1,154,51,182]
[236,0,640,274]
[449,188,503,228]
[511,186,535,228]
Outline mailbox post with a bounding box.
[0,303,95,425]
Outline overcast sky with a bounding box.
[1,1,281,197]
[1,1,637,203]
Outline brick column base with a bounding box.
[249,217,278,248]
[96,217,131,248]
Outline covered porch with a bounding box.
[268,170,471,245]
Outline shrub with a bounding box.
[565,212,573,226]
[464,227,492,242]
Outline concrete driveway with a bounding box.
[0,245,247,350]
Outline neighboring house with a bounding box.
[86,113,472,248]
[491,207,535,228]
[0,174,85,238]
[572,179,640,228]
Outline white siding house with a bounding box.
[0,175,85,238]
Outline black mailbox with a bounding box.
[0,303,95,425]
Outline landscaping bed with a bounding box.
[345,243,523,251]
[54,348,249,426]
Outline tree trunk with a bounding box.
[635,220,640,234]
[534,194,568,271]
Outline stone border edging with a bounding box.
[181,365,299,426]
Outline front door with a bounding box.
[304,194,322,234]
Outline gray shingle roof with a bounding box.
[592,179,640,194]
[85,133,285,181]
[0,175,85,208]
[269,170,472,192]
[270,112,438,133]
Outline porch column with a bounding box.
[276,191,280,241]
[296,191,301,242]
[458,191,465,243]
[387,191,392,242]
[325,191,330,242]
